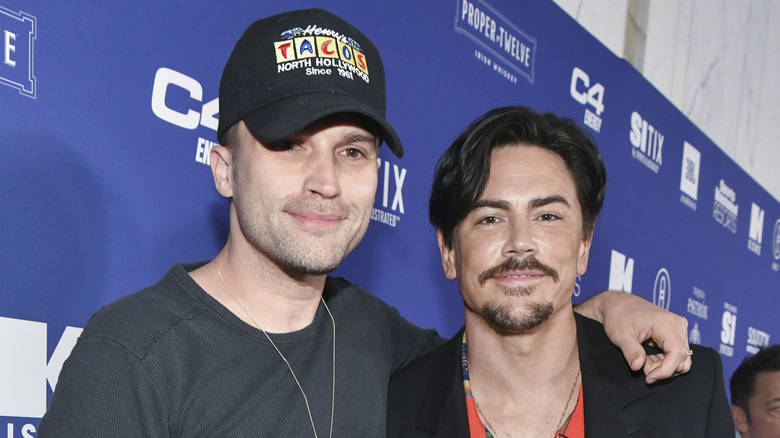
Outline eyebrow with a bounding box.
[529,195,571,209]
[337,130,379,152]
[286,126,378,147]
[345,132,377,145]
[470,195,570,213]
[470,199,512,211]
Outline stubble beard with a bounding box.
[235,198,370,276]
[481,298,554,333]
[474,256,558,332]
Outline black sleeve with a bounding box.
[700,346,737,436]
[38,335,169,438]
[387,305,445,373]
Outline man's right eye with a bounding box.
[266,140,296,151]
[477,216,500,225]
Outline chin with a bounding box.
[481,301,554,333]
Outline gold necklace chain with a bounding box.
[472,396,499,437]
[215,264,335,438]
[472,367,580,438]
[553,367,580,437]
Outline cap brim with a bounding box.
[241,91,404,157]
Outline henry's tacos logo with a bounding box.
[273,24,369,81]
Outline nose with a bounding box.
[501,218,538,257]
[303,149,341,198]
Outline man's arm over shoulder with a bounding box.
[387,309,444,372]
[575,290,692,383]
[326,276,444,371]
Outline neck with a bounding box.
[465,305,579,383]
[464,307,580,437]
[191,237,326,333]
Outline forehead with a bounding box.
[481,145,576,199]
[753,371,780,398]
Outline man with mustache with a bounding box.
[40,10,692,438]
[387,106,733,437]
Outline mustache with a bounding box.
[478,256,559,286]
[284,198,350,218]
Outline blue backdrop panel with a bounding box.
[1,0,777,432]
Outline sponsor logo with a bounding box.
[773,218,780,271]
[150,67,220,163]
[713,179,738,233]
[629,111,664,173]
[195,137,217,165]
[746,326,771,355]
[0,316,82,430]
[747,203,764,256]
[686,286,708,320]
[608,249,633,293]
[274,24,369,82]
[689,321,702,344]
[652,268,671,310]
[679,141,700,210]
[151,67,218,133]
[570,67,604,132]
[719,302,738,357]
[454,0,536,84]
[372,158,406,227]
[0,6,36,98]
[3,420,36,438]
[773,218,780,259]
[687,288,707,345]
[573,275,582,298]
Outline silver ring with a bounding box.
[685,349,694,357]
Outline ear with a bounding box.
[731,405,750,434]
[210,145,234,198]
[437,229,458,280]
[577,228,594,276]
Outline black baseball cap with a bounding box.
[217,8,403,157]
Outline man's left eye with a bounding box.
[344,147,364,158]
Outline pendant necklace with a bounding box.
[215,264,335,438]
[465,330,580,438]
[473,368,579,438]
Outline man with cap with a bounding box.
[39,9,692,438]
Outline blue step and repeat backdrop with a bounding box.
[1,0,778,434]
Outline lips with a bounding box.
[496,272,545,280]
[287,210,346,229]
[284,199,350,229]
[290,211,343,221]
[478,256,559,286]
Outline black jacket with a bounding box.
[387,313,734,437]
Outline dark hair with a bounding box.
[222,123,240,150]
[429,106,606,247]
[730,345,780,418]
